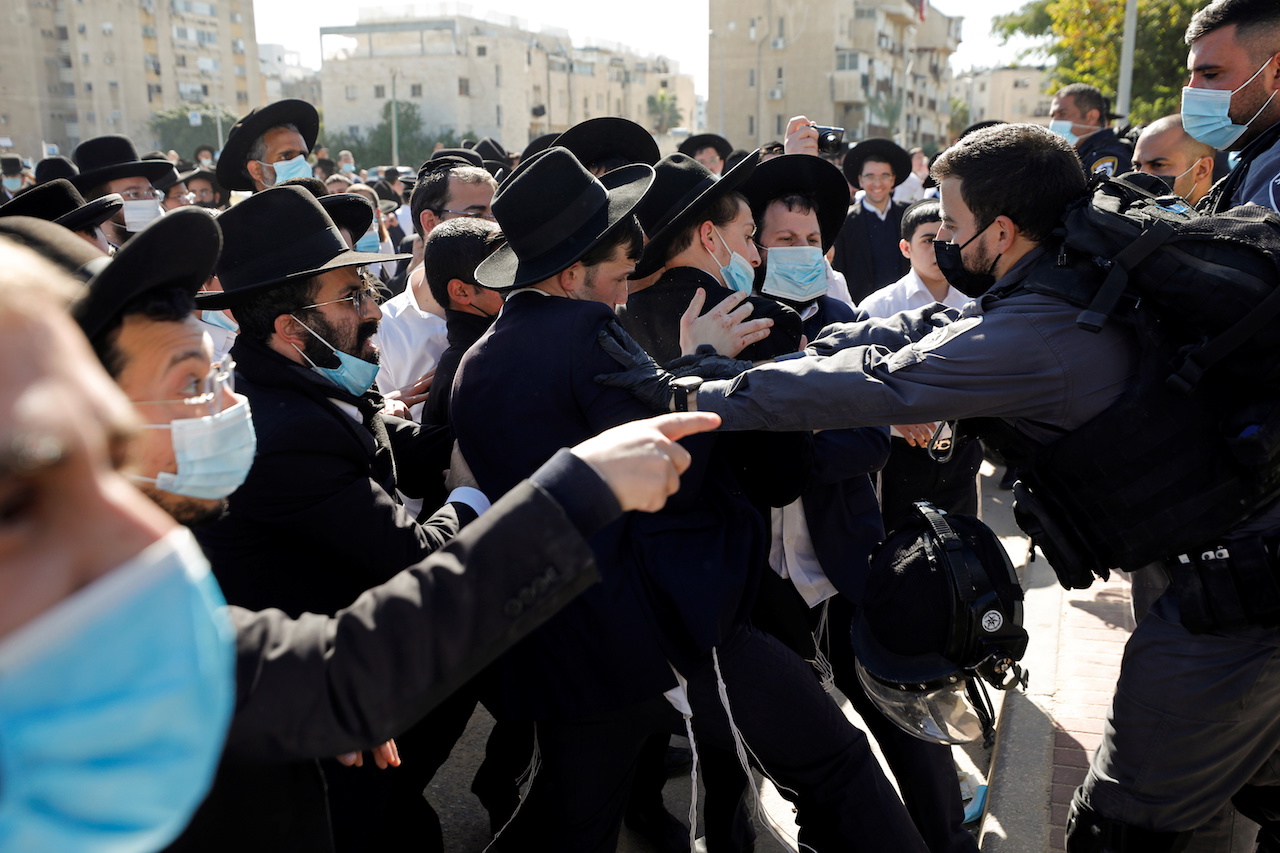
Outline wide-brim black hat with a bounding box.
[842,138,912,189]
[555,117,660,170]
[482,160,510,181]
[521,133,559,163]
[475,146,654,290]
[1,156,22,175]
[678,133,733,162]
[71,135,175,192]
[474,137,510,167]
[0,216,110,282]
[741,154,850,251]
[216,99,319,192]
[377,198,400,216]
[631,150,758,280]
[35,155,78,185]
[158,166,200,191]
[185,167,222,192]
[430,148,483,168]
[71,206,222,343]
[199,184,408,309]
[319,192,375,239]
[0,178,122,233]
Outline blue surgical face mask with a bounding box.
[261,154,312,186]
[131,397,257,500]
[341,162,356,174]
[2,177,21,193]
[760,245,829,303]
[355,227,380,254]
[0,528,235,853]
[201,309,239,334]
[290,316,381,397]
[710,227,757,294]
[1182,57,1278,149]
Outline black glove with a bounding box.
[595,320,676,413]
[666,345,754,381]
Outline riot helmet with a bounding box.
[852,501,1028,746]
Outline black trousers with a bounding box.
[491,624,927,853]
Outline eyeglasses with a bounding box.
[167,192,196,205]
[435,208,497,221]
[118,187,162,201]
[300,284,380,316]
[133,360,236,417]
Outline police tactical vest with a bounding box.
[968,174,1280,589]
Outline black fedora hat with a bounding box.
[555,117,660,171]
[216,99,320,192]
[741,154,849,251]
[70,136,175,193]
[199,184,409,309]
[678,133,733,162]
[320,192,375,239]
[631,150,758,280]
[35,155,78,185]
[520,133,559,163]
[1,156,22,176]
[0,216,109,282]
[428,148,483,169]
[71,206,221,343]
[842,138,912,189]
[0,178,122,233]
[482,160,510,182]
[474,137,510,166]
[141,151,187,191]
[475,146,654,290]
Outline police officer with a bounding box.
[1050,83,1133,177]
[600,120,1280,852]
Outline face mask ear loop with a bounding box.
[287,314,336,368]
[966,677,997,748]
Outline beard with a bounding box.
[144,484,227,527]
[299,310,380,367]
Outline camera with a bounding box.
[813,125,845,155]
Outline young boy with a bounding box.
[857,198,986,532]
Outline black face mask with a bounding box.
[933,220,1001,298]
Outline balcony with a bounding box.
[828,70,867,104]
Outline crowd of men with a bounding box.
[4,0,1280,851]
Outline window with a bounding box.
[496,105,502,126]
[459,77,470,96]
[748,68,755,88]
[82,53,90,64]
[777,115,785,135]
[101,22,113,35]
[236,90,248,103]
[345,85,357,100]
[748,115,755,136]
[410,83,422,97]
[749,18,756,40]
[109,80,118,90]
[374,84,385,98]
[85,81,92,92]
[231,38,244,54]
[836,50,859,71]
[142,24,156,37]
[235,64,245,77]
[777,17,784,38]
[776,66,784,84]
[495,65,501,88]
[196,56,219,72]
[477,45,487,57]
[175,54,187,67]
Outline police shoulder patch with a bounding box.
[1091,156,1118,177]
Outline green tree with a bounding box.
[148,105,240,159]
[870,91,905,139]
[993,0,1201,123]
[646,90,683,135]
[323,105,478,170]
[949,96,971,139]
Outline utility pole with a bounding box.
[390,68,400,166]
[1116,0,1138,121]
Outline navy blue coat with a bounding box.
[452,292,807,720]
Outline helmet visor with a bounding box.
[855,659,985,744]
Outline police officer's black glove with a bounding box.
[595,321,677,413]
[667,346,754,381]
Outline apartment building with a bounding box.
[0,0,261,159]
[319,7,696,155]
[708,0,960,152]
[950,65,1054,129]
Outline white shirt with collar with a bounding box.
[374,287,449,421]
[857,268,970,318]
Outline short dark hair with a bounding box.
[194,144,215,159]
[900,198,942,242]
[931,123,1087,244]
[92,286,194,378]
[244,122,300,183]
[232,276,322,345]
[1186,0,1280,56]
[423,217,502,309]
[582,215,645,268]
[859,155,897,179]
[1055,83,1109,122]
[661,191,746,266]
[408,165,495,237]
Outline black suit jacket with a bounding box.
[830,200,911,304]
[168,453,613,853]
[423,308,493,427]
[452,293,808,719]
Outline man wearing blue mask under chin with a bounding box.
[216,98,319,194]
[1186,0,1280,213]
